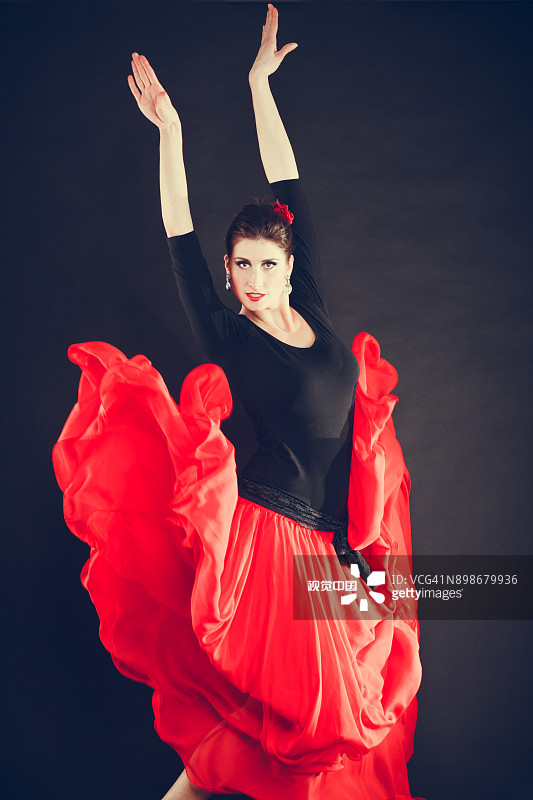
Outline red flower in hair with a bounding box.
[272,199,294,225]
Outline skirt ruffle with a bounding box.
[52,333,423,800]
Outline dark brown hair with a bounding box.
[226,201,293,259]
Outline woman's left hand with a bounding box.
[249,3,298,83]
[128,53,181,131]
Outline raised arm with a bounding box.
[128,52,245,362]
[249,4,299,183]
[248,6,327,313]
[128,53,193,237]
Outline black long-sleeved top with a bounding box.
[168,179,359,520]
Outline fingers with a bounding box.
[270,3,278,34]
[139,54,162,88]
[127,74,141,103]
[131,53,145,92]
[131,52,163,97]
[277,42,298,61]
[133,51,151,87]
[267,3,297,64]
[263,3,277,42]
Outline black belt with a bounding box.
[238,476,371,582]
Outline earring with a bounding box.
[225,269,231,291]
[284,274,292,295]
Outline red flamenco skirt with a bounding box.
[52,332,424,800]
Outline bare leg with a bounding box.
[161,768,214,800]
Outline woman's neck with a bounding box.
[239,300,297,334]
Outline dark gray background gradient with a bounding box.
[2,1,532,798]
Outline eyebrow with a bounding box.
[233,257,279,263]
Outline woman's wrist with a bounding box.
[249,70,269,91]
[159,120,183,139]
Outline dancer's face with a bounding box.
[225,237,294,312]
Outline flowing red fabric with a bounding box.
[52,332,423,800]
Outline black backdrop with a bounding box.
[2,2,532,799]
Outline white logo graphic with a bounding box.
[306,564,387,612]
[340,564,386,611]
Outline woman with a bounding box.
[53,5,423,799]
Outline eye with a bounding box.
[262,261,277,270]
[235,260,251,269]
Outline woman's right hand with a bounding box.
[128,53,181,130]
[249,3,297,84]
